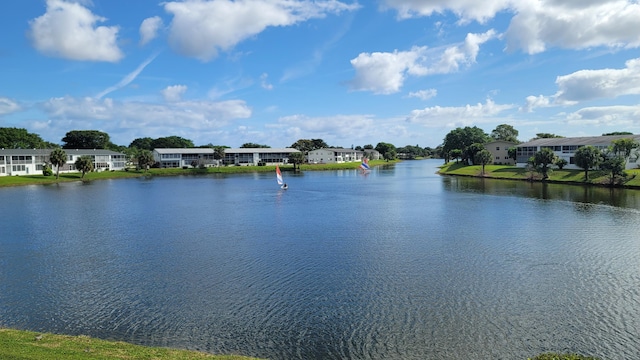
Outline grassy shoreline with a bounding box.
[438,161,640,190]
[0,160,395,188]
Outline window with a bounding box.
[496,147,500,150]
[12,165,26,172]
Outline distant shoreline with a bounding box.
[0,160,397,188]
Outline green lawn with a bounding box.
[0,159,394,188]
[439,162,640,189]
[0,328,261,360]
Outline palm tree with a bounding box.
[49,148,67,179]
[136,150,154,172]
[74,156,94,179]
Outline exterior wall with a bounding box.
[307,148,363,164]
[515,135,640,170]
[153,148,299,167]
[153,149,217,168]
[0,149,126,176]
[223,148,300,166]
[484,141,516,165]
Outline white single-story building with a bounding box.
[484,140,517,165]
[0,148,127,176]
[153,148,301,168]
[515,135,640,169]
[307,148,364,164]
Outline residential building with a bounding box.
[153,148,300,168]
[515,135,640,169]
[0,148,126,176]
[307,148,364,164]
[484,140,517,165]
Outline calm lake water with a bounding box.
[1,159,639,359]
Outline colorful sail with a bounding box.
[359,157,370,171]
[276,165,284,186]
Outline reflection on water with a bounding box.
[1,160,639,360]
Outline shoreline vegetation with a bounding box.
[438,161,640,190]
[0,160,394,188]
[0,328,600,360]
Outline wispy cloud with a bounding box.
[96,52,159,99]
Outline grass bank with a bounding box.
[438,162,640,189]
[0,160,395,188]
[0,328,261,360]
[1,328,599,360]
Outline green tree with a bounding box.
[442,126,489,164]
[151,136,194,148]
[574,145,601,181]
[507,146,517,163]
[474,149,493,175]
[62,130,110,149]
[449,149,463,163]
[0,127,49,149]
[600,152,626,186]
[603,132,633,136]
[74,156,94,178]
[555,158,568,170]
[129,137,154,150]
[530,133,564,141]
[490,124,519,143]
[49,148,67,180]
[375,142,397,162]
[137,150,155,172]
[466,143,486,165]
[290,139,328,153]
[611,138,639,159]
[213,147,226,164]
[240,143,270,148]
[287,152,305,170]
[532,148,557,179]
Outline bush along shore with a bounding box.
[438,161,640,189]
[0,328,600,360]
[0,160,395,188]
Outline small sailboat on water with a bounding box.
[359,157,370,173]
[276,165,288,189]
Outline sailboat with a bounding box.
[359,157,370,173]
[276,165,288,189]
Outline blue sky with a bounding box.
[1,0,640,148]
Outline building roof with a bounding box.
[0,148,124,155]
[518,135,640,148]
[154,148,214,154]
[224,148,300,154]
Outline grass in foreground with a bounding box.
[1,328,600,360]
[439,162,640,189]
[0,160,394,188]
[0,328,261,360]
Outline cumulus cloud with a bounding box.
[0,97,20,115]
[140,16,163,46]
[380,0,512,23]
[554,58,640,103]
[524,57,640,111]
[407,99,515,127]
[274,114,375,143]
[28,0,123,62]
[565,105,640,126]
[163,0,359,61]
[349,30,496,94]
[382,1,640,54]
[162,85,188,102]
[408,89,437,100]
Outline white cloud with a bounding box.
[162,85,188,102]
[380,0,512,23]
[163,0,359,61]
[521,95,551,112]
[28,0,123,62]
[140,16,163,46]
[39,96,252,143]
[96,53,159,99]
[407,99,515,127]
[565,105,640,126]
[408,89,437,100]
[505,1,640,54]
[382,1,640,54]
[274,114,375,143]
[554,58,640,103]
[0,97,20,115]
[260,73,273,90]
[349,30,496,94]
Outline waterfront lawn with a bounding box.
[0,159,393,187]
[0,328,260,360]
[439,162,640,188]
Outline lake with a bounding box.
[1,159,639,359]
